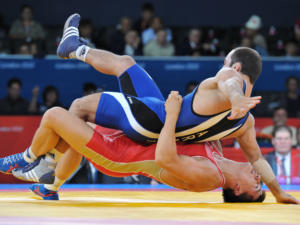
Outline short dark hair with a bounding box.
[222,188,266,203]
[43,85,59,103]
[20,4,33,13]
[142,3,155,12]
[272,125,293,138]
[229,47,262,84]
[83,82,97,93]
[7,77,22,88]
[272,106,287,116]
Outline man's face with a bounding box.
[272,130,293,155]
[156,30,167,45]
[8,83,21,100]
[287,78,299,92]
[273,109,287,126]
[237,163,263,200]
[21,7,32,21]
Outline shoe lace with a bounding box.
[3,153,23,165]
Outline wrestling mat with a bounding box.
[0,184,299,225]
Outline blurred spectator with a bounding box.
[240,37,254,48]
[281,76,300,117]
[0,77,29,115]
[177,28,203,56]
[243,15,268,56]
[293,19,300,46]
[265,126,293,184]
[143,28,175,56]
[79,19,96,48]
[296,126,300,149]
[261,106,297,145]
[110,16,132,54]
[0,13,8,54]
[39,85,64,113]
[17,42,31,55]
[142,16,172,45]
[185,81,198,94]
[83,82,98,96]
[9,4,45,53]
[285,39,299,57]
[134,2,155,34]
[124,30,142,56]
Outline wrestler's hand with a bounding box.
[275,191,300,204]
[165,91,183,118]
[228,95,261,120]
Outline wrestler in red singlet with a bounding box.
[78,126,225,187]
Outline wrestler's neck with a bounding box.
[215,158,244,189]
[239,73,253,96]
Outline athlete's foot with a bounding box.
[57,13,87,59]
[30,184,59,200]
[0,153,29,174]
[12,154,56,184]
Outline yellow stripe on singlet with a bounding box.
[175,110,231,138]
[77,145,163,181]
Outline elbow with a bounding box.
[155,154,173,169]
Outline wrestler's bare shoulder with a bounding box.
[198,67,242,90]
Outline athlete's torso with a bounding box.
[86,126,225,189]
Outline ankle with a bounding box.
[75,45,90,62]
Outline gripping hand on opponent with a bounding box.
[165,91,183,119]
[227,95,261,120]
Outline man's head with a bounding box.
[156,29,168,46]
[20,4,33,21]
[7,77,22,100]
[120,17,132,34]
[150,16,163,32]
[286,76,299,93]
[272,107,288,126]
[285,40,299,57]
[272,125,293,155]
[189,29,202,45]
[223,162,265,203]
[141,3,155,21]
[125,30,139,46]
[224,47,262,84]
[43,85,59,105]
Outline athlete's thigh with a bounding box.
[118,64,165,100]
[73,92,102,123]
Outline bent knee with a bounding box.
[117,55,136,75]
[43,107,66,125]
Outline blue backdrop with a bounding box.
[0,57,299,107]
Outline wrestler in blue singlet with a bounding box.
[95,64,249,144]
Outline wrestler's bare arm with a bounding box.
[155,91,219,187]
[216,68,261,120]
[236,115,300,204]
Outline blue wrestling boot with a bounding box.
[57,13,87,59]
[12,155,56,184]
[0,152,29,174]
[30,184,59,200]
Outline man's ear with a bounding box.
[233,183,241,196]
[232,62,242,72]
